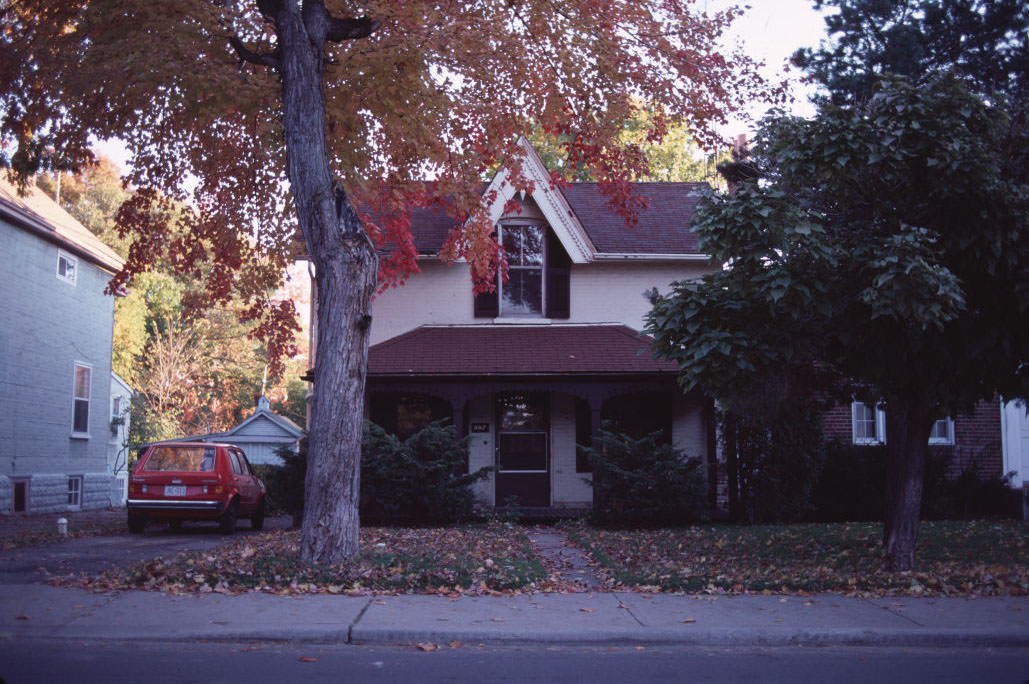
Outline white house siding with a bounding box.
[550,392,592,507]
[568,262,711,333]
[369,260,713,345]
[1002,401,1029,489]
[467,395,495,506]
[0,223,115,512]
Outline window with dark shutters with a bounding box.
[474,225,571,318]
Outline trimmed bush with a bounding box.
[585,429,707,526]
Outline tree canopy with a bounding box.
[647,74,1029,569]
[2,0,775,562]
[793,0,1029,103]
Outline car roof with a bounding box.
[144,441,235,449]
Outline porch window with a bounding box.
[369,393,452,439]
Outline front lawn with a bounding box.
[569,520,1028,597]
[70,523,548,595]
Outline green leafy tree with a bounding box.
[529,105,728,185]
[647,75,1028,570]
[793,0,1029,104]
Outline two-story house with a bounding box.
[0,176,124,513]
[345,140,719,511]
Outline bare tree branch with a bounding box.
[228,35,280,69]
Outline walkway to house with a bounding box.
[525,526,606,591]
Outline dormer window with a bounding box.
[499,223,545,317]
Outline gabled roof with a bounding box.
[0,176,124,274]
[384,139,709,262]
[367,324,678,376]
[224,402,304,441]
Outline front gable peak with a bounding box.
[482,138,595,264]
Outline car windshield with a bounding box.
[143,446,216,472]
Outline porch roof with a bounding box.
[367,324,679,376]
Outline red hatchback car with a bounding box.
[127,442,266,534]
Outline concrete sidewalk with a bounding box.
[1,583,1026,648]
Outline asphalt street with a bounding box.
[1,639,1026,684]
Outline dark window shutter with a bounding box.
[473,288,499,318]
[546,231,571,319]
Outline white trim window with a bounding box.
[929,417,955,445]
[57,250,78,285]
[852,401,885,445]
[110,396,122,443]
[498,223,545,317]
[67,476,82,508]
[72,363,91,437]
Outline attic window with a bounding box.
[57,250,77,285]
[498,223,545,316]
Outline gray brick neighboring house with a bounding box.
[0,176,124,513]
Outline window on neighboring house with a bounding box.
[929,417,955,445]
[110,396,122,442]
[474,223,571,319]
[67,476,82,508]
[851,401,885,445]
[57,250,77,285]
[72,364,91,436]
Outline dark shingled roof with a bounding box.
[561,182,703,254]
[405,182,705,256]
[367,325,678,376]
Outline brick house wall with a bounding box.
[822,398,1004,480]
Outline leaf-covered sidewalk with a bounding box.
[568,520,1028,597]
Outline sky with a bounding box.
[93,1,831,170]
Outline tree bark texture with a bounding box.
[272,1,377,564]
[882,393,932,572]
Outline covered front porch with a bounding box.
[365,324,714,510]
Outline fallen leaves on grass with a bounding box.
[569,521,1028,598]
[60,523,550,596]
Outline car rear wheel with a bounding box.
[127,511,147,534]
[251,498,266,531]
[219,499,238,534]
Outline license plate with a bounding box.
[164,485,187,497]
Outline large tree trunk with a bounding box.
[274,2,377,564]
[882,393,933,571]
